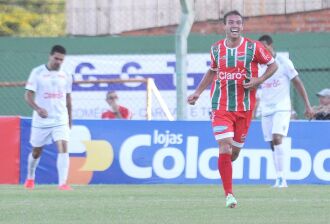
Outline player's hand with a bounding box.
[187,93,200,105]
[243,77,262,89]
[36,108,48,118]
[111,102,120,113]
[304,106,315,120]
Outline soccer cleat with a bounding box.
[24,179,35,190]
[58,184,73,191]
[278,178,288,188]
[273,177,288,188]
[272,178,280,188]
[226,193,237,208]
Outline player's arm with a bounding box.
[187,69,216,105]
[243,62,278,89]
[291,76,314,119]
[66,93,72,128]
[24,90,48,118]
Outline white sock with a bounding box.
[272,151,278,178]
[27,152,40,180]
[57,153,70,186]
[274,144,285,178]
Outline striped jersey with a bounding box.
[210,37,274,111]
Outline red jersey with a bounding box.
[210,37,274,111]
[101,106,132,119]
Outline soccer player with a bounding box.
[187,10,278,208]
[101,91,132,119]
[24,45,73,190]
[258,35,314,188]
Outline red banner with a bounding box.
[0,116,20,184]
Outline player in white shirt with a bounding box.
[24,45,73,191]
[257,35,314,188]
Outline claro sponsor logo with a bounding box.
[218,71,247,80]
[43,92,64,99]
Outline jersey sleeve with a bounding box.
[25,69,37,92]
[283,57,298,80]
[210,45,218,71]
[254,41,275,65]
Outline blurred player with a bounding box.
[187,10,278,208]
[24,45,73,190]
[101,91,132,119]
[258,35,314,188]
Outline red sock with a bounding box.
[218,153,233,196]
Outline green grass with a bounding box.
[0,185,329,224]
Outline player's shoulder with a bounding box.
[243,37,259,45]
[276,54,291,62]
[242,38,263,50]
[276,54,294,67]
[31,64,47,75]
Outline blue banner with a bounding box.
[20,119,330,184]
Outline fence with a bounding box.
[0,32,329,120]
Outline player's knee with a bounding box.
[273,139,282,145]
[272,135,283,145]
[218,142,232,154]
[32,148,43,158]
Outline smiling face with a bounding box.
[224,14,243,40]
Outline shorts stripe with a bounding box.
[215,132,234,141]
[232,141,244,148]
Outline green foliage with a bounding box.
[0,0,65,36]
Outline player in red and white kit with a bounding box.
[24,45,73,191]
[188,10,278,208]
[257,35,314,188]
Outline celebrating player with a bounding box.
[24,45,73,190]
[187,10,278,208]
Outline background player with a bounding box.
[24,45,73,190]
[258,34,314,187]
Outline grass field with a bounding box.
[0,184,329,224]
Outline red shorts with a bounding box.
[211,110,253,148]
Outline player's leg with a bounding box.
[222,110,253,207]
[52,125,72,190]
[261,114,279,186]
[271,111,291,188]
[25,127,51,189]
[212,110,237,208]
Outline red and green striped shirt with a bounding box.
[210,37,274,111]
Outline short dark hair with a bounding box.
[223,10,243,24]
[258,35,273,45]
[50,45,66,55]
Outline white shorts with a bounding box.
[261,111,291,142]
[30,125,70,147]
